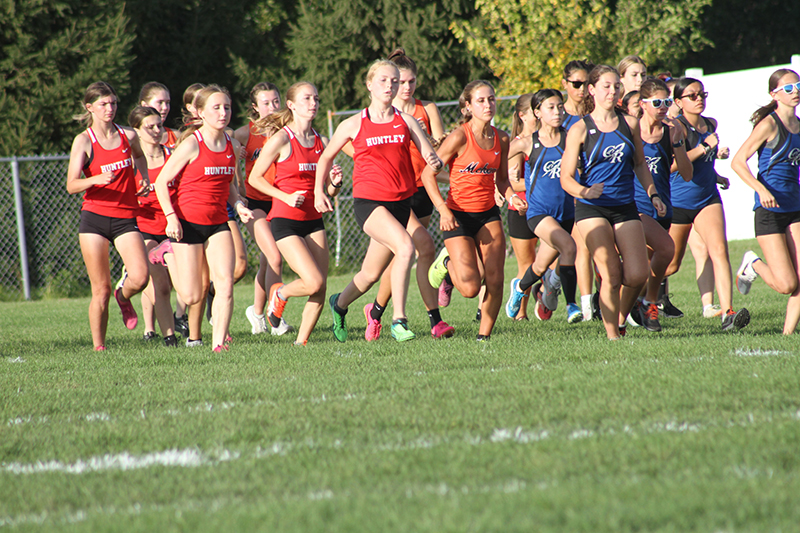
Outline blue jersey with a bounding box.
[670,116,719,209]
[578,113,636,207]
[636,125,674,219]
[755,113,800,213]
[563,112,582,131]
[525,128,573,222]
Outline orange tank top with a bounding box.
[410,99,431,187]
[244,121,276,202]
[446,125,501,212]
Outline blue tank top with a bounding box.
[563,113,581,131]
[578,113,636,207]
[670,116,719,209]
[525,128,573,222]
[636,125,674,219]
[755,113,800,213]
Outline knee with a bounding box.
[395,239,416,264]
[93,282,112,302]
[125,270,149,293]
[306,273,325,295]
[233,259,247,283]
[460,281,481,299]
[775,277,797,295]
[561,241,577,263]
[415,236,435,263]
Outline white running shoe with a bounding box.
[736,250,760,295]
[115,266,127,291]
[245,305,268,335]
[271,317,295,336]
[186,338,203,347]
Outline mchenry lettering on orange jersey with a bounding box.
[460,162,497,175]
[365,134,405,147]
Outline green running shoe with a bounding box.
[391,319,416,342]
[428,247,450,288]
[329,293,347,342]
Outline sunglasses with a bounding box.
[565,79,585,89]
[680,91,708,101]
[642,97,674,109]
[772,82,800,94]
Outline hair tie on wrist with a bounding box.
[650,193,660,201]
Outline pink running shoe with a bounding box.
[212,344,229,353]
[94,345,106,352]
[363,303,382,341]
[431,320,455,339]
[114,287,138,330]
[148,239,173,266]
[438,278,454,307]
[534,288,552,321]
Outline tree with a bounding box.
[0,1,134,156]
[284,0,488,115]
[451,0,712,95]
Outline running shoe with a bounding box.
[703,304,723,318]
[271,318,294,336]
[619,325,627,337]
[94,345,106,352]
[475,308,482,322]
[245,305,268,335]
[438,277,454,307]
[143,331,159,342]
[505,278,526,318]
[640,302,662,332]
[174,313,189,338]
[591,291,602,320]
[148,239,173,266]
[534,288,553,321]
[626,301,643,328]
[431,320,455,339]
[114,286,138,330]
[267,283,288,328]
[581,297,593,322]
[164,335,178,348]
[722,308,750,332]
[363,303,382,341]
[329,293,347,342]
[541,269,561,311]
[391,319,416,342]
[294,339,308,347]
[186,338,203,347]
[736,250,760,295]
[212,344,229,353]
[658,293,684,318]
[476,334,490,342]
[567,302,583,324]
[428,248,450,289]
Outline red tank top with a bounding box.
[446,125,501,213]
[351,108,416,202]
[244,121,276,202]
[137,146,175,235]
[410,99,432,187]
[163,128,179,150]
[81,124,139,218]
[174,130,236,225]
[269,127,324,222]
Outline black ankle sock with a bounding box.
[519,267,541,292]
[427,309,442,328]
[392,318,408,326]
[334,299,348,316]
[444,272,452,285]
[371,300,385,321]
[658,278,668,301]
[561,265,578,305]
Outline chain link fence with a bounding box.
[1,96,520,300]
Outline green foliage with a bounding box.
[285,0,487,114]
[0,1,134,156]
[451,0,712,94]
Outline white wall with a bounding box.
[685,54,800,241]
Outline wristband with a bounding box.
[650,193,660,202]
[331,182,342,189]
[234,200,244,210]
[164,211,175,218]
[672,139,684,148]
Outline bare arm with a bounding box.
[508,136,532,193]
[559,121,602,199]
[732,117,779,208]
[402,112,443,172]
[123,127,150,196]
[422,100,445,142]
[154,135,199,241]
[315,114,360,213]
[628,117,666,217]
[494,131,526,211]
[420,127,465,231]
[66,133,114,194]
[664,119,693,180]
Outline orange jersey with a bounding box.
[163,128,179,150]
[410,99,432,187]
[244,121,276,202]
[446,125,501,212]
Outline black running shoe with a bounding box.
[640,302,662,332]
[722,308,750,332]
[658,293,684,318]
[591,292,602,320]
[174,313,189,338]
[143,331,159,342]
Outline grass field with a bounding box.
[1,238,799,532]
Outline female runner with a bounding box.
[129,106,178,346]
[732,69,800,334]
[505,93,539,321]
[233,82,293,336]
[315,60,443,342]
[139,82,180,148]
[505,89,581,323]
[559,65,666,340]
[618,56,647,99]
[664,77,749,331]
[149,84,254,351]
[362,48,454,340]
[627,78,692,331]
[248,82,342,345]
[424,80,526,341]
[66,81,150,351]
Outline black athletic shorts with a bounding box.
[574,202,640,224]
[527,214,574,235]
[247,197,273,215]
[353,197,412,231]
[754,207,800,236]
[140,232,168,243]
[443,206,502,240]
[671,194,722,225]
[409,187,434,220]
[508,208,535,240]
[79,210,139,241]
[173,219,230,245]
[271,217,325,241]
